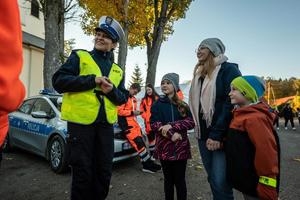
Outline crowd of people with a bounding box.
[273,103,300,131]
[1,1,297,199]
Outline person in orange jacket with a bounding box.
[118,83,161,173]
[140,83,159,156]
[226,76,280,200]
[0,0,25,164]
[177,88,184,100]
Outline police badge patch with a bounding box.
[105,16,113,26]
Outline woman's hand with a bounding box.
[171,132,182,142]
[95,76,113,94]
[206,138,221,151]
[159,124,172,136]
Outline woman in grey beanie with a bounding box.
[189,38,241,199]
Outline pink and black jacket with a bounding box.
[150,96,195,161]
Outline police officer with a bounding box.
[52,16,127,200]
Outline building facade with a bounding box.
[18,0,44,97]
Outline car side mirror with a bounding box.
[31,111,50,119]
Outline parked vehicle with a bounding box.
[4,91,137,173]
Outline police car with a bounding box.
[4,90,137,173]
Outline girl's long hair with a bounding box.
[143,83,159,102]
[194,51,215,78]
[170,92,190,118]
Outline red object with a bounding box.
[0,0,25,146]
[177,89,184,100]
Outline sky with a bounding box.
[65,0,300,86]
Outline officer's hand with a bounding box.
[101,82,113,94]
[96,77,113,94]
[95,77,111,86]
[206,138,221,151]
[95,77,103,85]
[159,124,172,136]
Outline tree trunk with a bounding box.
[43,0,65,90]
[145,19,166,86]
[145,0,169,86]
[117,25,128,71]
[146,37,163,86]
[117,0,129,75]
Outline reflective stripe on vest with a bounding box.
[61,50,123,124]
[259,176,277,188]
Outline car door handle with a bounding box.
[23,120,29,123]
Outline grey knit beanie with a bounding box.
[199,38,225,57]
[162,73,179,92]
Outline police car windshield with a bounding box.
[49,97,61,112]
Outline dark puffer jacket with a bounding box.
[199,62,241,141]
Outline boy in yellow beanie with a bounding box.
[225,76,280,200]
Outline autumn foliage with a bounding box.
[78,0,192,48]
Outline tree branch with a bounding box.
[159,0,169,19]
[64,0,79,22]
[154,0,158,23]
[65,2,77,13]
[152,0,169,46]
[65,0,73,10]
[166,2,176,21]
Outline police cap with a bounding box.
[95,16,125,43]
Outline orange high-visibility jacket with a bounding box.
[140,96,158,133]
[117,95,140,131]
[0,0,25,146]
[177,89,184,100]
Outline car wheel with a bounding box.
[48,135,68,173]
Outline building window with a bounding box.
[31,0,40,18]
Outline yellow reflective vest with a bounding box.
[61,50,123,125]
